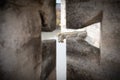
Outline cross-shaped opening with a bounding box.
[41,0,101,80]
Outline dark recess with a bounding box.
[0,0,7,8]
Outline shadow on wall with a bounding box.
[0,0,7,8]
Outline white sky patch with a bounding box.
[56,0,61,3]
[85,23,101,48]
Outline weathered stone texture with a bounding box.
[67,38,101,80]
[66,0,120,80]
[41,40,56,80]
[58,31,87,43]
[101,2,120,79]
[0,0,52,80]
[66,0,102,29]
[40,0,56,32]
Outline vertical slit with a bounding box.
[39,11,47,28]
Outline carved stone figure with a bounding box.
[58,31,87,43]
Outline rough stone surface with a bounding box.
[0,0,56,80]
[66,0,102,29]
[40,0,56,32]
[41,40,56,80]
[67,38,101,80]
[66,0,120,80]
[58,30,87,43]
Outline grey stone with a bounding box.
[40,0,56,32]
[66,0,103,29]
[41,40,56,80]
[0,0,56,80]
[66,0,120,80]
[58,30,87,43]
[67,38,101,80]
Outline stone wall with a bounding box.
[41,40,56,80]
[0,0,56,80]
[67,37,101,80]
[41,0,56,32]
[66,0,120,80]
